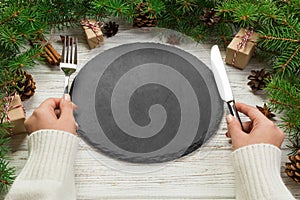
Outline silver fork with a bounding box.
[60,35,78,94]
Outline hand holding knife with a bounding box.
[210,45,244,130]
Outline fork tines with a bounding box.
[61,35,78,65]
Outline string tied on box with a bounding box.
[3,92,23,134]
[231,27,256,66]
[80,19,104,44]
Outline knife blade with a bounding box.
[210,45,243,129]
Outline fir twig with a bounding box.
[0,11,20,25]
[0,157,15,193]
[282,17,300,38]
[270,99,300,110]
[260,35,299,43]
[278,45,300,74]
[268,85,300,105]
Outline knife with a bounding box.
[210,45,243,130]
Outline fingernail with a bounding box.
[225,132,230,138]
[72,103,78,110]
[63,94,70,101]
[226,114,233,123]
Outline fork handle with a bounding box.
[64,76,70,94]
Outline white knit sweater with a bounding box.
[5,131,295,200]
[232,144,295,200]
[5,130,78,200]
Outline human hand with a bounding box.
[24,94,78,135]
[226,102,285,150]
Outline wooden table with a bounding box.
[8,25,300,199]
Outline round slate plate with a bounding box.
[71,42,223,163]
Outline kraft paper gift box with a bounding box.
[81,19,104,49]
[225,28,259,69]
[3,94,26,134]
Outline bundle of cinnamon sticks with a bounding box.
[43,43,61,65]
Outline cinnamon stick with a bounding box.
[43,52,54,65]
[44,45,58,65]
[46,43,62,62]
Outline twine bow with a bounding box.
[80,19,104,44]
[231,27,256,66]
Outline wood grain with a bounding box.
[8,24,300,199]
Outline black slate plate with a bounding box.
[71,42,223,163]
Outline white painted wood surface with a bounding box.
[8,24,300,200]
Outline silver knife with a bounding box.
[210,45,243,129]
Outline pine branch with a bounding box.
[276,45,300,74]
[270,98,300,110]
[267,74,300,146]
[287,135,300,155]
[282,17,300,38]
[0,26,24,56]
[260,35,299,43]
[0,102,15,194]
[269,86,300,106]
[7,47,42,71]
[267,75,300,109]
[0,11,20,26]
[0,157,15,193]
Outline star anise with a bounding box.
[256,103,276,119]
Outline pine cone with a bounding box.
[256,103,275,119]
[286,149,300,184]
[247,68,271,92]
[200,8,220,26]
[102,21,119,37]
[133,3,157,28]
[15,70,36,101]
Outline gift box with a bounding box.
[225,28,259,69]
[81,19,104,49]
[3,94,26,134]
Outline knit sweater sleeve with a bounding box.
[5,130,78,200]
[232,144,295,200]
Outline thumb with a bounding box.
[59,94,74,120]
[226,114,245,139]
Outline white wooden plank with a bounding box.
[7,24,300,199]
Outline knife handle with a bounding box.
[227,100,244,132]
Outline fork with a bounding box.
[60,35,78,94]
